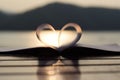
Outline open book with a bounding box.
[0,44,119,60]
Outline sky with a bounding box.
[0,0,120,13]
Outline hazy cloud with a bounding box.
[0,0,120,13]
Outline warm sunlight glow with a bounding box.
[40,31,59,47]
[36,23,82,50]
[39,30,77,48]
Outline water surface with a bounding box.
[0,31,120,80]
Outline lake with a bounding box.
[0,31,120,80]
[0,31,120,49]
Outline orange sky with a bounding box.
[0,0,120,13]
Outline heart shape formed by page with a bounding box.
[36,23,82,51]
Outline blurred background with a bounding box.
[0,0,120,49]
[0,1,120,80]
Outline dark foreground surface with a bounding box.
[0,46,119,60]
[0,46,120,80]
